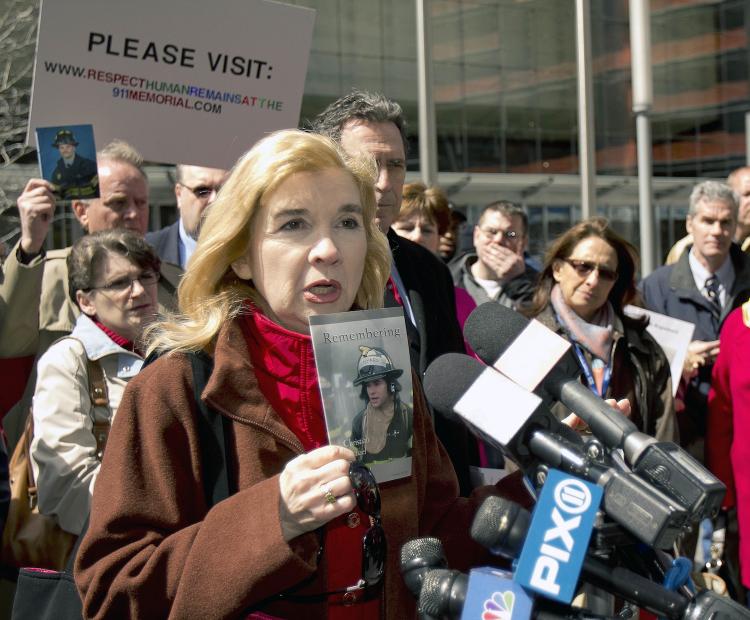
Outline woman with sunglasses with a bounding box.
[30,229,160,536]
[525,217,677,441]
[74,131,503,619]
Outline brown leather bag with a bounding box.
[1,356,110,570]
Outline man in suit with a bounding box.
[642,180,750,460]
[50,129,98,200]
[313,90,475,494]
[146,164,227,270]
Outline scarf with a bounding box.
[550,284,614,363]
[93,320,140,354]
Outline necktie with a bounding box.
[704,275,722,316]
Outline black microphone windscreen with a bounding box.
[400,537,448,599]
[399,537,445,568]
[463,302,529,365]
[418,569,457,617]
[422,353,486,417]
[470,495,529,558]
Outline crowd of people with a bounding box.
[1,89,750,617]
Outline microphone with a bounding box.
[400,537,448,600]
[423,352,583,470]
[463,302,725,522]
[418,569,467,619]
[424,352,687,548]
[472,496,722,620]
[418,567,631,619]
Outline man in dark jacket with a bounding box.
[642,180,750,460]
[449,201,537,311]
[312,90,475,494]
[146,164,227,270]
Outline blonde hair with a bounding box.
[148,130,391,354]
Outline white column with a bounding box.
[630,0,655,275]
[576,0,596,219]
[416,0,437,185]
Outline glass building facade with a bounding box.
[2,0,749,262]
[288,0,750,261]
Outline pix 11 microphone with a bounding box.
[463,302,725,522]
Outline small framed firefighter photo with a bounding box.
[35,124,99,201]
[309,307,413,483]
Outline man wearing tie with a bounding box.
[642,180,750,459]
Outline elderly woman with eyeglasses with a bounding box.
[74,131,511,620]
[30,229,160,537]
[525,217,677,441]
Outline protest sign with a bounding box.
[28,0,315,169]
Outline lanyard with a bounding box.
[572,343,611,398]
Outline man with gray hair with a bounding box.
[313,90,475,494]
[665,166,750,264]
[642,180,750,459]
[449,200,537,310]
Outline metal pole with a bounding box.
[575,0,596,219]
[416,0,437,185]
[635,113,655,274]
[630,0,655,275]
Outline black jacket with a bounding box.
[641,243,750,453]
[641,243,750,342]
[52,154,98,200]
[386,229,475,494]
[535,305,677,442]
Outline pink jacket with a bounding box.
[708,303,750,587]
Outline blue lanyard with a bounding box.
[572,343,611,398]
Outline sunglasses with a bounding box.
[179,182,222,200]
[277,462,386,604]
[563,258,618,282]
[349,461,386,589]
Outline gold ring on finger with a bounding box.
[322,486,337,505]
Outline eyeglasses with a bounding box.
[478,226,520,242]
[87,270,161,294]
[277,462,386,604]
[563,258,618,282]
[179,183,222,200]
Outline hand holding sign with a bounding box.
[17,179,57,255]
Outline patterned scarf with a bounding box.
[550,284,614,362]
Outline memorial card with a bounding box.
[309,308,413,483]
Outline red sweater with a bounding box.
[240,309,380,619]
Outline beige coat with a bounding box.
[30,314,144,535]
[0,240,179,447]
